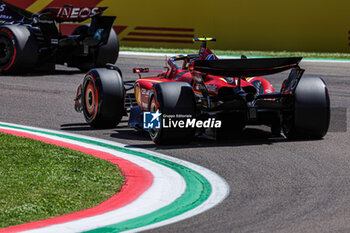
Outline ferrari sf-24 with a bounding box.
[74,38,330,144]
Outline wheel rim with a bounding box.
[149,97,160,140]
[83,78,99,122]
[85,82,96,115]
[0,36,13,66]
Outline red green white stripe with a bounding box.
[0,122,229,232]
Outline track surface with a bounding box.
[1,55,350,233]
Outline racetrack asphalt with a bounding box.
[1,54,350,233]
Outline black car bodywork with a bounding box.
[0,1,119,73]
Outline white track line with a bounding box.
[0,124,185,233]
[0,122,230,232]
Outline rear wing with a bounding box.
[0,0,32,23]
[193,57,302,77]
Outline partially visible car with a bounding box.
[0,1,119,73]
[75,38,330,144]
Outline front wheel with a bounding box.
[82,68,125,128]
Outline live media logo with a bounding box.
[143,111,161,129]
[143,111,222,129]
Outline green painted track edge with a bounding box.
[0,123,212,233]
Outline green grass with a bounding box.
[120,46,350,60]
[0,133,124,229]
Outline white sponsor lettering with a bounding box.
[0,15,12,20]
[142,102,148,109]
[57,7,101,19]
[79,8,91,18]
[91,7,99,16]
[0,4,6,12]
[58,8,71,18]
[70,8,80,18]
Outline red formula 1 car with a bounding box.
[0,1,119,73]
[74,38,330,144]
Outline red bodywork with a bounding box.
[134,47,274,111]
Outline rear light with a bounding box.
[133,67,149,73]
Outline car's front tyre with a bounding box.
[82,68,125,128]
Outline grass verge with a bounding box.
[0,132,124,229]
[120,46,350,60]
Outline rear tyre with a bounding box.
[95,27,119,67]
[71,25,119,71]
[282,76,330,139]
[0,25,38,73]
[148,82,196,145]
[82,68,125,128]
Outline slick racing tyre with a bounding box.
[71,25,119,71]
[282,76,330,139]
[94,26,119,67]
[0,25,38,73]
[148,82,196,145]
[82,68,125,128]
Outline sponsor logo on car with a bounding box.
[0,14,12,20]
[57,7,100,19]
[0,4,6,12]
